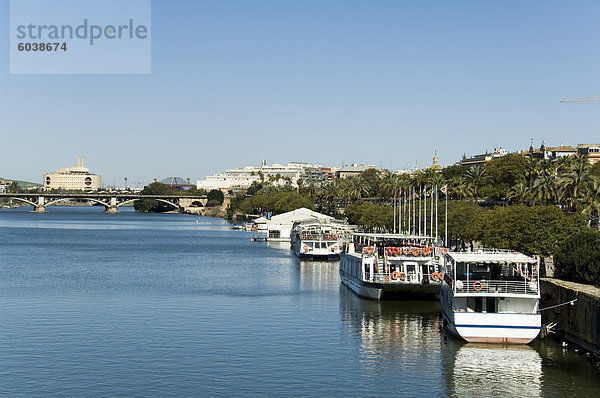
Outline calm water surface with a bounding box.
[1,207,599,397]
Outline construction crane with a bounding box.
[560,97,600,103]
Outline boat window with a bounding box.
[456,262,467,280]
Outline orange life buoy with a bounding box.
[412,247,420,256]
[441,248,448,255]
[301,235,306,240]
[394,247,400,256]
[403,247,410,255]
[431,272,440,281]
[391,271,400,280]
[333,234,338,240]
[473,281,483,291]
[399,272,406,281]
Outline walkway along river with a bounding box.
[1,206,599,396]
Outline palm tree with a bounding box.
[534,174,556,205]
[341,176,369,201]
[464,166,487,201]
[559,156,592,211]
[525,157,539,190]
[582,179,600,228]
[508,183,530,205]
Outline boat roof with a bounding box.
[447,251,537,263]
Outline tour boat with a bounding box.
[440,250,541,344]
[339,233,445,300]
[290,218,355,260]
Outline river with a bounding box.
[1,206,598,397]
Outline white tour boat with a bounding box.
[440,250,541,344]
[339,233,445,300]
[290,218,355,260]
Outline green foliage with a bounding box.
[6,181,22,193]
[591,162,600,179]
[134,182,177,213]
[470,205,586,256]
[238,188,313,215]
[207,189,224,205]
[360,168,381,195]
[440,200,485,247]
[344,201,393,230]
[480,154,527,199]
[554,230,600,286]
[442,165,465,181]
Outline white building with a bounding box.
[253,208,335,242]
[43,157,101,191]
[197,161,316,193]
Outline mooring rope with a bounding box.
[539,299,577,311]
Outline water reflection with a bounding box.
[443,342,542,397]
[340,288,443,380]
[297,260,339,291]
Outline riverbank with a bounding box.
[541,278,600,356]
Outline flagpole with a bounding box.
[407,189,411,235]
[418,186,422,236]
[435,186,438,243]
[393,189,396,234]
[445,188,448,247]
[424,186,427,236]
[430,188,433,238]
[412,187,417,235]
[399,189,402,234]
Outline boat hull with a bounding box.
[340,273,439,301]
[296,252,340,260]
[443,311,541,344]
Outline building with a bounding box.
[252,208,335,242]
[0,180,10,193]
[546,145,577,159]
[429,154,443,171]
[43,157,101,191]
[159,177,195,190]
[577,144,600,164]
[197,161,331,193]
[336,164,380,179]
[459,148,508,167]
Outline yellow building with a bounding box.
[43,157,101,191]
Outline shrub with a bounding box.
[554,230,600,286]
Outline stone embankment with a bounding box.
[540,278,600,355]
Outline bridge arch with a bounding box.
[10,197,37,207]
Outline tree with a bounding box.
[134,182,177,212]
[508,183,530,205]
[581,179,600,228]
[207,189,224,206]
[344,201,393,231]
[6,181,22,193]
[533,174,556,206]
[470,205,586,256]
[554,230,600,286]
[480,153,527,200]
[439,200,485,249]
[463,166,487,201]
[442,165,465,181]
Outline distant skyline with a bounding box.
[2,0,600,186]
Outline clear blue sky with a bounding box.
[2,0,600,187]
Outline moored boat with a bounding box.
[440,250,541,344]
[339,233,445,300]
[290,218,354,260]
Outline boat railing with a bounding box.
[454,279,539,295]
[369,272,442,284]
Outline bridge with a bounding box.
[0,193,208,213]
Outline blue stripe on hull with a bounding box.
[455,324,540,330]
